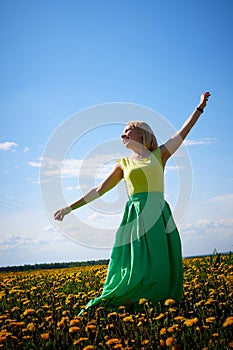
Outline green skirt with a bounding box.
[82,192,183,311]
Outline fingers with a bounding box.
[203,91,211,100]
[54,209,64,221]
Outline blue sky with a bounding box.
[1,0,233,266]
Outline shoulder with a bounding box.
[153,146,166,169]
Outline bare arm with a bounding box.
[160,92,211,167]
[54,164,123,221]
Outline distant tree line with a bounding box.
[0,259,109,273]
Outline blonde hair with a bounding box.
[127,121,158,151]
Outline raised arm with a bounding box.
[160,91,211,167]
[54,163,123,221]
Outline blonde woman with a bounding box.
[54,92,210,311]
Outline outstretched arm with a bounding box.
[54,164,123,221]
[160,91,211,167]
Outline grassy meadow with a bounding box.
[0,254,232,349]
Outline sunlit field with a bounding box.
[0,254,232,349]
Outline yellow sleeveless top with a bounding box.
[117,148,164,196]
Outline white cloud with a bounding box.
[206,194,233,203]
[31,154,119,179]
[24,147,30,152]
[0,141,18,151]
[28,161,42,168]
[184,138,215,146]
[180,219,233,256]
[65,184,88,191]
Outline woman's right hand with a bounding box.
[54,206,72,221]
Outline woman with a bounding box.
[54,92,211,311]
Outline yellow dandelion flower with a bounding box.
[205,317,216,323]
[83,346,94,350]
[22,335,32,340]
[69,326,80,333]
[160,327,166,335]
[169,307,177,313]
[228,340,233,348]
[155,313,166,320]
[70,319,81,326]
[141,340,150,345]
[165,299,176,306]
[73,337,88,345]
[223,316,233,327]
[184,318,198,327]
[0,336,7,344]
[27,323,35,331]
[195,301,204,307]
[160,339,165,347]
[139,298,148,305]
[165,337,174,347]
[174,316,186,322]
[85,324,97,332]
[122,315,134,323]
[114,344,123,349]
[41,333,49,340]
[9,321,25,329]
[205,299,215,305]
[106,338,120,345]
[118,306,125,311]
[167,324,178,333]
[23,309,35,316]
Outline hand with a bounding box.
[54,206,72,221]
[198,91,211,109]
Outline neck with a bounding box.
[133,148,151,159]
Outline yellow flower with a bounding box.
[122,316,134,323]
[27,323,35,331]
[106,338,120,345]
[155,313,166,320]
[73,337,88,345]
[174,316,186,322]
[167,324,178,333]
[164,299,176,306]
[165,337,174,347]
[160,339,165,347]
[205,299,215,305]
[205,317,215,323]
[9,321,25,329]
[23,309,35,316]
[139,298,148,305]
[223,316,233,327]
[70,319,81,326]
[69,326,80,333]
[85,324,97,332]
[83,346,94,350]
[41,333,49,340]
[160,327,166,335]
[184,318,198,327]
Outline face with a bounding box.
[121,125,142,149]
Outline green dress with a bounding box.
[82,148,183,311]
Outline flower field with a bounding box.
[0,253,232,349]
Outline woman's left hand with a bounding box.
[198,91,211,109]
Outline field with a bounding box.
[0,254,232,349]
